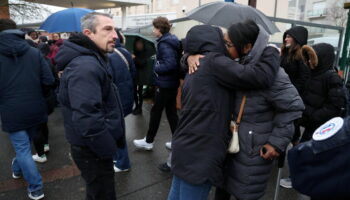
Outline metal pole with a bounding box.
[199,0,201,7]
[248,0,257,8]
[339,7,350,72]
[121,6,127,30]
[274,0,278,17]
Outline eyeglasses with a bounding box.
[224,40,234,48]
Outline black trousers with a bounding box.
[33,122,49,156]
[133,84,144,109]
[146,87,178,143]
[215,188,231,200]
[71,145,116,200]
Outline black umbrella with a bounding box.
[186,2,279,34]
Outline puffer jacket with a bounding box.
[300,43,346,129]
[154,33,180,88]
[171,25,280,188]
[224,26,305,200]
[56,33,125,159]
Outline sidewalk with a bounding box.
[0,103,309,200]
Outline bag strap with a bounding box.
[114,48,130,70]
[236,95,247,124]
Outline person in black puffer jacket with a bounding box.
[300,43,346,141]
[281,26,310,144]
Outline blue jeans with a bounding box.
[168,175,211,200]
[9,129,43,192]
[113,143,131,170]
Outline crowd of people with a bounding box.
[0,10,348,200]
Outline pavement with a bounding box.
[0,102,310,200]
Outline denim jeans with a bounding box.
[168,175,211,200]
[113,143,131,170]
[8,129,43,193]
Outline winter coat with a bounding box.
[48,39,63,66]
[0,30,55,132]
[171,25,280,188]
[280,52,310,94]
[288,117,350,200]
[300,43,346,129]
[134,44,152,85]
[281,26,310,94]
[108,41,136,116]
[223,26,304,200]
[154,33,180,89]
[56,33,125,159]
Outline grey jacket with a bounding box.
[224,27,305,200]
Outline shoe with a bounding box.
[158,163,171,173]
[114,165,130,173]
[133,138,153,150]
[12,172,22,179]
[132,107,142,115]
[280,177,292,188]
[165,141,172,150]
[28,189,44,200]
[11,159,22,179]
[32,154,47,163]
[44,144,50,152]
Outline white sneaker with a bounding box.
[32,154,47,163]
[44,144,50,152]
[165,142,172,150]
[280,177,292,188]
[113,165,130,173]
[133,138,153,150]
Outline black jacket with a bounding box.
[171,25,280,187]
[289,117,350,199]
[0,30,54,132]
[300,43,346,128]
[280,52,310,94]
[56,33,125,159]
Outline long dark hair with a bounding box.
[281,38,303,61]
[133,37,146,55]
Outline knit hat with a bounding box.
[283,26,308,46]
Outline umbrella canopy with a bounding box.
[40,8,94,33]
[186,2,279,34]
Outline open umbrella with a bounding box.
[186,2,279,34]
[40,8,94,33]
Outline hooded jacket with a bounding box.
[0,30,55,132]
[283,26,308,46]
[56,33,125,159]
[171,25,280,187]
[154,32,180,88]
[300,43,346,128]
[224,26,304,200]
[281,26,310,94]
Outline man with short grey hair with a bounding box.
[56,12,124,200]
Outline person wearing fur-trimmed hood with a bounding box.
[299,43,346,142]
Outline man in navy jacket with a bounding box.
[56,13,124,199]
[0,19,54,200]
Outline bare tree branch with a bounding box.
[8,0,51,23]
[327,0,348,27]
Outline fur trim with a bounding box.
[301,45,318,69]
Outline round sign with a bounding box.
[313,117,344,141]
